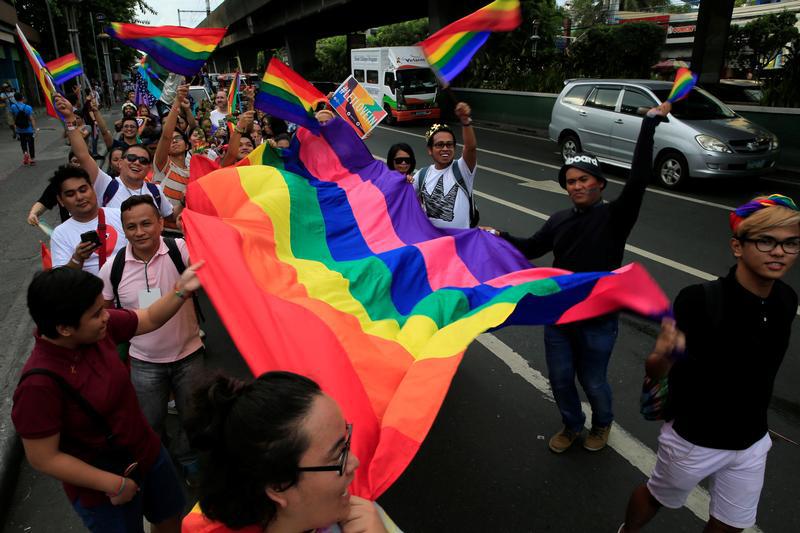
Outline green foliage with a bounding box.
[727,12,799,79]
[762,38,800,107]
[569,22,664,79]
[15,0,152,81]
[568,0,606,33]
[313,36,349,82]
[367,19,429,47]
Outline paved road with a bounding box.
[2,117,799,532]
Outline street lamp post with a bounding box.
[64,0,86,89]
[97,33,115,104]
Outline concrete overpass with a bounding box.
[199,0,486,75]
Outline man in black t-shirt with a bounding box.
[621,195,799,533]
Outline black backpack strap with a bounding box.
[450,161,479,227]
[102,178,120,207]
[109,247,127,309]
[144,182,162,210]
[416,166,430,204]
[18,368,114,442]
[702,279,725,331]
[164,237,205,323]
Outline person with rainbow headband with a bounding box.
[620,194,800,533]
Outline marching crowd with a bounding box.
[8,78,800,533]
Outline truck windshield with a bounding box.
[396,68,438,95]
[651,87,736,120]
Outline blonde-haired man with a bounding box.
[621,195,800,533]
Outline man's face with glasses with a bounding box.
[428,131,456,167]
[733,225,800,281]
[119,147,152,181]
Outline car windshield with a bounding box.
[396,68,438,95]
[651,88,736,120]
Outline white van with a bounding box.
[350,46,440,125]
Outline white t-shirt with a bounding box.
[210,109,227,133]
[412,157,476,229]
[94,169,173,217]
[51,208,127,275]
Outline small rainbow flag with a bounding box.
[420,0,521,84]
[106,22,227,77]
[254,58,327,133]
[182,116,671,499]
[227,71,240,114]
[667,67,697,103]
[15,25,61,119]
[45,53,83,86]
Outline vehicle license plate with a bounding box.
[746,159,766,170]
[415,111,431,116]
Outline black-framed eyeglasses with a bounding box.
[739,236,800,254]
[433,141,455,149]
[296,424,352,476]
[393,157,412,165]
[124,154,151,165]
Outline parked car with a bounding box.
[549,79,780,189]
[189,85,211,105]
[703,79,764,106]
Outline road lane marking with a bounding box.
[375,125,737,211]
[372,151,799,317]
[476,333,764,533]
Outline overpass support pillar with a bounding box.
[285,34,317,78]
[691,0,735,85]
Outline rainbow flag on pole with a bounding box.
[666,67,698,103]
[420,0,521,84]
[106,22,227,77]
[15,25,61,119]
[182,117,670,499]
[254,58,327,133]
[45,53,83,85]
[227,70,240,113]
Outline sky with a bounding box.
[142,0,224,27]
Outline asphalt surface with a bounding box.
[1,116,799,532]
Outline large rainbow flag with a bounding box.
[45,53,83,86]
[420,0,521,84]
[15,25,60,119]
[106,22,227,77]
[181,117,670,499]
[254,58,327,133]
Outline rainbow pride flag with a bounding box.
[667,67,697,103]
[227,71,240,113]
[420,0,521,84]
[45,53,83,86]
[254,58,327,133]
[106,22,227,77]
[15,25,61,119]
[181,116,670,498]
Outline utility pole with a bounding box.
[44,0,59,57]
[89,12,102,85]
[63,0,88,89]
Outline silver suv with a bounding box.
[548,79,780,189]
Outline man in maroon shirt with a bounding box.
[13,263,202,533]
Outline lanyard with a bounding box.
[97,208,107,267]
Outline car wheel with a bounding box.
[655,151,689,189]
[384,105,396,126]
[560,133,581,161]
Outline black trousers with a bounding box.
[18,132,34,159]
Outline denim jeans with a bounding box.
[543,315,618,433]
[130,348,204,465]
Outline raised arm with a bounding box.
[220,110,254,167]
[88,96,113,149]
[134,261,203,335]
[154,84,188,170]
[180,96,197,129]
[55,95,99,181]
[454,102,476,172]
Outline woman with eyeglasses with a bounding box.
[386,143,416,182]
[182,371,397,533]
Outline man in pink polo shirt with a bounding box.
[98,194,203,482]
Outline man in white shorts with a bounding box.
[412,102,477,230]
[621,195,800,532]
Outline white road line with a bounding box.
[375,125,737,211]
[475,333,764,533]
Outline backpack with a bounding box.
[417,162,480,227]
[639,279,723,421]
[12,104,29,130]
[102,178,162,208]
[109,237,204,322]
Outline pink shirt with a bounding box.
[99,238,202,363]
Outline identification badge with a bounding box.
[138,288,161,309]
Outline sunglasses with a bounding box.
[124,154,151,165]
[393,157,412,165]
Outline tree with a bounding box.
[762,37,800,107]
[313,36,349,82]
[569,22,664,78]
[568,0,607,33]
[727,12,800,79]
[367,19,429,47]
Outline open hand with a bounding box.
[176,260,205,294]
